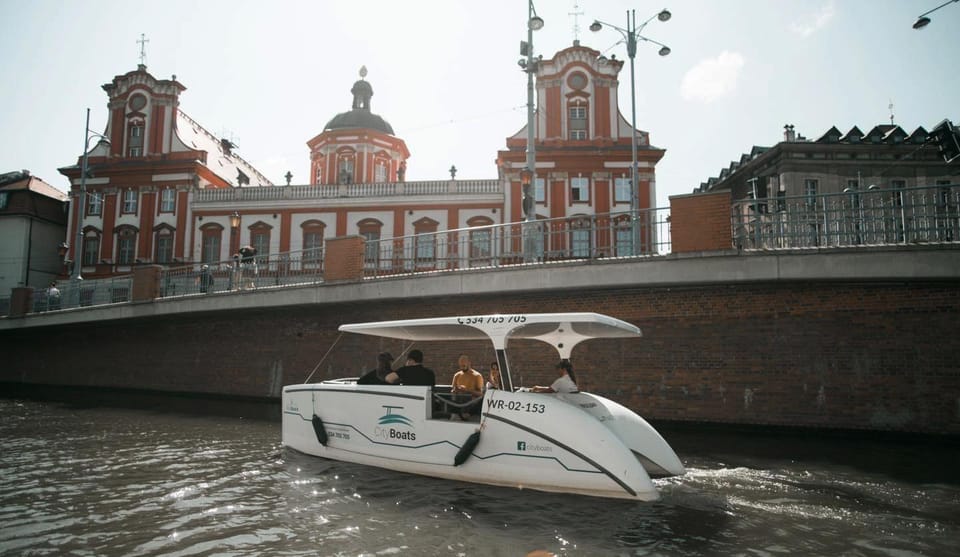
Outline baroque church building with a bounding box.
[59,39,663,279]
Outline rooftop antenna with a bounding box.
[137,33,149,68]
[569,2,584,43]
[888,99,895,125]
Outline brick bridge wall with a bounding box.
[2,279,957,435]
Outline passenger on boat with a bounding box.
[530,360,579,394]
[451,355,484,419]
[385,349,436,387]
[485,362,502,391]
[356,352,393,385]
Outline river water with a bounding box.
[1,397,957,557]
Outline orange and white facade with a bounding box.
[59,63,272,278]
[60,41,665,277]
[496,42,665,228]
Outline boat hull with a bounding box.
[282,382,683,501]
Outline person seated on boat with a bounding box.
[385,349,436,387]
[529,359,579,394]
[485,362,502,391]
[356,352,393,385]
[450,354,484,419]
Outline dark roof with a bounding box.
[324,109,395,135]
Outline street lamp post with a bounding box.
[71,108,110,304]
[519,0,544,260]
[590,9,671,255]
[230,211,241,290]
[913,0,958,29]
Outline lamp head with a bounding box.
[913,16,931,29]
[589,21,602,32]
[658,46,671,56]
[229,211,241,228]
[658,9,672,22]
[529,15,544,30]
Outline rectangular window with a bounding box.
[304,231,323,263]
[891,179,906,189]
[470,229,492,261]
[571,228,591,257]
[415,233,435,261]
[615,227,633,256]
[0,192,7,209]
[201,234,220,264]
[252,232,270,263]
[87,193,102,216]
[362,231,380,263]
[614,176,631,203]
[535,177,545,203]
[117,235,136,265]
[569,105,587,140]
[804,179,818,206]
[160,189,176,212]
[122,190,138,214]
[82,236,99,266]
[375,163,387,183]
[571,176,590,202]
[155,234,173,264]
[128,147,142,157]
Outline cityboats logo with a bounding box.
[517,441,552,453]
[374,405,416,441]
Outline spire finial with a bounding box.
[568,2,585,42]
[137,33,150,68]
[888,99,895,125]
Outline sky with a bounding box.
[1,0,957,208]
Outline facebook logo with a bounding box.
[517,441,526,451]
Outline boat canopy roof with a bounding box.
[339,312,641,359]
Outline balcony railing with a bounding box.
[732,183,959,250]
[362,208,672,278]
[193,180,502,203]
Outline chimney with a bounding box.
[783,124,796,142]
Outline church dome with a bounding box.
[324,110,395,135]
[323,66,395,135]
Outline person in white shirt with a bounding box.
[530,360,579,394]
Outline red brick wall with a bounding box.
[324,236,364,282]
[670,191,732,253]
[3,280,958,435]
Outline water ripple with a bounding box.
[1,399,958,556]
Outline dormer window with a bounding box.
[569,105,587,140]
[127,121,144,157]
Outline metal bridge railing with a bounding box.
[157,248,326,298]
[733,183,959,250]
[362,208,672,278]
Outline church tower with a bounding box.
[496,42,665,254]
[307,67,410,185]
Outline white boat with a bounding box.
[281,312,685,501]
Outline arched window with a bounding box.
[115,225,139,265]
[568,99,589,140]
[301,220,325,264]
[337,153,355,184]
[570,216,592,258]
[200,223,224,264]
[467,216,494,265]
[81,227,101,266]
[127,119,144,157]
[413,217,439,268]
[154,225,175,264]
[249,221,273,264]
[358,218,384,266]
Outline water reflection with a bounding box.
[1,398,958,556]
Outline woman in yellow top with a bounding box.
[451,354,485,419]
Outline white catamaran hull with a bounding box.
[283,382,682,501]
